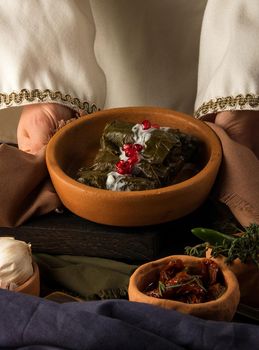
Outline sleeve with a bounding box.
[0,0,106,115]
[194,0,259,119]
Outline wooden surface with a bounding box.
[0,210,160,261]
[0,199,236,263]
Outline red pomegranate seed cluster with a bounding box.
[116,160,132,174]
[141,120,160,130]
[116,143,143,174]
[115,120,160,175]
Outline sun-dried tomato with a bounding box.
[144,258,225,304]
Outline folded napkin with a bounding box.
[0,121,258,228]
[0,144,60,227]
[207,122,259,227]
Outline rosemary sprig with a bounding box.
[158,281,166,296]
[185,243,208,258]
[158,275,206,297]
[185,223,259,268]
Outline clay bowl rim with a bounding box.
[14,261,39,293]
[128,254,240,310]
[46,106,222,197]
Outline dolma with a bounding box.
[75,119,201,191]
[91,149,119,173]
[106,172,157,191]
[142,128,182,164]
[100,120,135,151]
[77,169,108,189]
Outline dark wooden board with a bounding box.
[0,200,237,263]
[0,210,161,261]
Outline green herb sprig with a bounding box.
[185,223,259,268]
[158,275,206,297]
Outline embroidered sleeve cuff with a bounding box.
[195,94,259,119]
[0,89,99,115]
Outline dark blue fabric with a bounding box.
[0,289,258,350]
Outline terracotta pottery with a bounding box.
[207,253,259,308]
[228,259,259,308]
[128,255,240,321]
[15,261,40,297]
[46,107,222,226]
[205,248,259,308]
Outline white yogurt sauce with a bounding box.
[119,149,128,161]
[132,123,155,146]
[106,171,129,191]
[132,124,169,145]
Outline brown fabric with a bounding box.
[0,121,258,228]
[208,123,259,227]
[0,144,60,227]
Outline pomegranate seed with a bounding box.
[151,123,160,129]
[125,148,137,158]
[142,120,151,130]
[133,144,143,152]
[116,160,132,174]
[128,154,139,165]
[122,143,133,151]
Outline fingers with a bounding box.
[215,110,259,158]
[17,110,52,154]
[17,103,76,154]
[41,103,77,122]
[18,134,50,154]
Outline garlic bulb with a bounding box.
[0,237,33,290]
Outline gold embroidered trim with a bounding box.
[0,88,98,113]
[195,93,259,118]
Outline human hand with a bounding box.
[215,110,259,158]
[17,103,76,154]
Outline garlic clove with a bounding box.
[0,237,33,290]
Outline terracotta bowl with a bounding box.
[128,255,240,321]
[15,261,40,297]
[206,250,259,308]
[46,107,222,226]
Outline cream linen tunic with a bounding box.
[195,0,259,119]
[0,0,206,143]
[1,0,259,144]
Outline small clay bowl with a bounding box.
[15,261,40,297]
[128,255,240,321]
[206,250,259,308]
[46,107,222,226]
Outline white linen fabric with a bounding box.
[195,0,259,119]
[0,0,206,143]
[0,0,105,113]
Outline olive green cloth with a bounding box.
[33,253,137,300]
